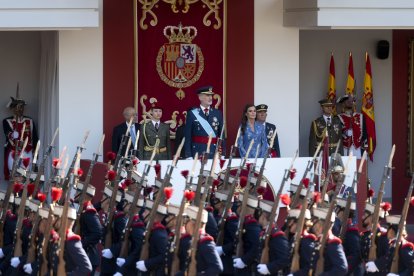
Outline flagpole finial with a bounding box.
[349,51,352,56]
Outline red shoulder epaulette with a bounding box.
[6,210,17,220]
[347,227,359,233]
[114,211,125,219]
[133,214,140,221]
[66,230,81,241]
[181,233,191,240]
[199,234,214,244]
[244,215,257,225]
[152,221,166,231]
[50,229,59,242]
[402,242,414,250]
[227,213,238,221]
[303,234,317,241]
[23,218,32,228]
[272,231,285,238]
[205,206,214,212]
[328,237,342,244]
[132,221,145,228]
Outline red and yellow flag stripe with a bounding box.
[327,52,336,113]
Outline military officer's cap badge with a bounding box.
[256,104,268,112]
[318,98,334,106]
[196,85,214,95]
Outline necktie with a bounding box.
[130,125,136,145]
[155,122,159,131]
[204,108,209,117]
[327,117,331,126]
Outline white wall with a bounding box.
[58,0,102,162]
[0,31,40,182]
[299,30,393,197]
[255,0,300,158]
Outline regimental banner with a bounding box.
[137,1,225,138]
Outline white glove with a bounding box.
[136,260,147,272]
[387,274,399,276]
[186,157,193,160]
[11,257,20,268]
[12,131,19,139]
[215,246,224,256]
[257,264,270,275]
[116,258,126,267]
[233,258,246,269]
[102,248,114,259]
[366,261,379,273]
[23,264,33,274]
[0,248,4,258]
[113,273,123,276]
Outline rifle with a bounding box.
[260,150,298,264]
[194,134,213,206]
[26,201,44,265]
[290,175,315,273]
[73,134,105,234]
[319,141,341,207]
[56,151,81,276]
[255,130,278,190]
[368,145,395,261]
[339,151,367,240]
[390,171,414,273]
[33,128,59,196]
[140,138,185,262]
[59,131,90,203]
[119,144,158,258]
[221,127,240,191]
[12,141,40,258]
[216,139,254,245]
[291,131,326,208]
[0,136,28,248]
[315,152,353,275]
[104,137,132,249]
[235,144,261,258]
[187,152,219,276]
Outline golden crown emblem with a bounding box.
[163,23,197,43]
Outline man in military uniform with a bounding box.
[138,104,171,160]
[184,86,225,159]
[309,99,343,156]
[256,104,281,157]
[3,93,38,180]
[337,94,367,158]
[111,106,139,156]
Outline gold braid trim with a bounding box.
[143,122,156,149]
[312,121,327,140]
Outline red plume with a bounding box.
[164,187,173,200]
[368,188,375,198]
[27,183,35,196]
[22,157,30,168]
[77,168,84,177]
[313,192,322,203]
[52,158,60,168]
[410,197,414,206]
[144,186,153,196]
[106,151,116,161]
[119,182,127,190]
[219,159,226,169]
[154,164,161,176]
[13,182,23,194]
[280,194,291,206]
[257,186,266,196]
[289,169,297,180]
[213,179,220,187]
[239,176,248,188]
[381,202,392,212]
[124,179,132,187]
[37,192,46,203]
[51,187,63,202]
[181,170,189,178]
[107,170,116,181]
[246,163,252,172]
[302,178,310,188]
[184,190,195,202]
[132,158,139,165]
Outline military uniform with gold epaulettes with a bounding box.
[309,116,343,157]
[138,121,171,161]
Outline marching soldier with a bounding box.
[337,94,367,158]
[184,86,225,159]
[309,99,343,156]
[138,104,171,161]
[256,104,281,157]
[0,193,16,273]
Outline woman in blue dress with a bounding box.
[237,104,269,158]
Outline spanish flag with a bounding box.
[362,53,376,161]
[346,52,355,96]
[327,53,336,113]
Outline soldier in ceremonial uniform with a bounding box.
[3,93,38,180]
[184,86,225,159]
[337,95,367,158]
[256,104,281,157]
[309,99,343,156]
[0,193,16,273]
[112,106,139,156]
[138,103,171,161]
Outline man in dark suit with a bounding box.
[309,99,343,156]
[111,107,139,156]
[184,86,225,159]
[137,104,171,160]
[255,104,281,157]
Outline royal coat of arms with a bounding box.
[156,24,204,100]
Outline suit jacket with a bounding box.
[264,122,281,157]
[111,122,140,156]
[309,115,343,157]
[138,121,171,161]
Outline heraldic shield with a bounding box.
[156,23,204,100]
